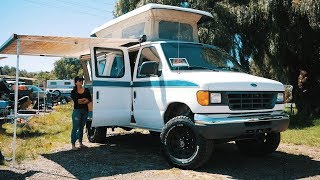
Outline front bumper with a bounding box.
[194,112,290,139]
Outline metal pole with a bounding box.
[37,83,40,118]
[12,37,20,165]
[44,85,46,114]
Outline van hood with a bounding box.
[172,71,284,91]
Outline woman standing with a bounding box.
[70,76,92,150]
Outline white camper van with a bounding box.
[46,80,74,103]
[0,4,289,169]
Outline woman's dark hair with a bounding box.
[73,76,84,90]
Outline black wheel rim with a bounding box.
[256,133,274,144]
[167,126,197,159]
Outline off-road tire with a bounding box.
[160,116,214,169]
[236,132,281,156]
[86,121,107,143]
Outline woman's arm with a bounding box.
[71,90,78,103]
[86,88,92,102]
[78,98,89,104]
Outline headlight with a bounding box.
[276,93,284,103]
[210,93,221,103]
[197,91,209,106]
[197,91,222,106]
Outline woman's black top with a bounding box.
[71,88,92,111]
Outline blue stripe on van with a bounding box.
[92,81,131,87]
[133,80,198,87]
[92,80,198,87]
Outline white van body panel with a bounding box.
[91,47,132,127]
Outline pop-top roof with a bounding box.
[91,3,213,37]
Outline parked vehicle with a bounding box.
[0,3,289,169]
[0,78,31,116]
[46,80,73,104]
[85,4,289,169]
[25,85,46,100]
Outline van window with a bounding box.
[159,21,193,42]
[50,82,57,85]
[94,48,125,78]
[122,22,145,38]
[137,47,161,78]
[161,43,244,72]
[64,82,71,85]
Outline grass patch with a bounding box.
[282,116,320,147]
[0,104,73,163]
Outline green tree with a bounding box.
[53,58,83,80]
[35,71,56,84]
[0,65,37,77]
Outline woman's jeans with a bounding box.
[71,109,88,145]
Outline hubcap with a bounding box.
[167,126,196,159]
[179,139,185,148]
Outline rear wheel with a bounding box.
[86,121,107,143]
[161,116,213,169]
[52,90,61,98]
[236,132,280,156]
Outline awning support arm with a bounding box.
[12,37,20,165]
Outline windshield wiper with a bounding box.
[185,66,219,71]
[216,66,241,72]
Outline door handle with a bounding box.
[96,91,99,100]
[133,91,136,99]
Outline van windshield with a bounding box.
[161,43,244,72]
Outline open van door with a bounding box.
[90,46,132,127]
[0,34,139,128]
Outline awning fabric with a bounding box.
[0,34,139,57]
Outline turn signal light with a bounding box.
[197,91,209,106]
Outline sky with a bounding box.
[0,0,117,72]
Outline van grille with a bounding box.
[227,92,276,110]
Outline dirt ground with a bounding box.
[1,130,320,180]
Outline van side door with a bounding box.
[91,47,132,127]
[132,45,165,130]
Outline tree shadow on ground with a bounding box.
[288,114,319,129]
[0,122,46,139]
[42,132,319,179]
[0,170,39,180]
[43,132,169,179]
[201,143,320,179]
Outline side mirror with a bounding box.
[139,61,160,77]
[139,35,147,43]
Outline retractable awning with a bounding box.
[0,33,140,165]
[0,34,139,57]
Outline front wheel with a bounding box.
[86,121,107,143]
[236,132,281,156]
[161,116,214,169]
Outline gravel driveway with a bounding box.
[1,131,320,179]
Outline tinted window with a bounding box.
[122,22,145,38]
[137,47,161,78]
[159,21,193,42]
[50,82,57,85]
[94,48,125,78]
[64,82,71,85]
[161,43,244,72]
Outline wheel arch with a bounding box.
[163,102,194,124]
